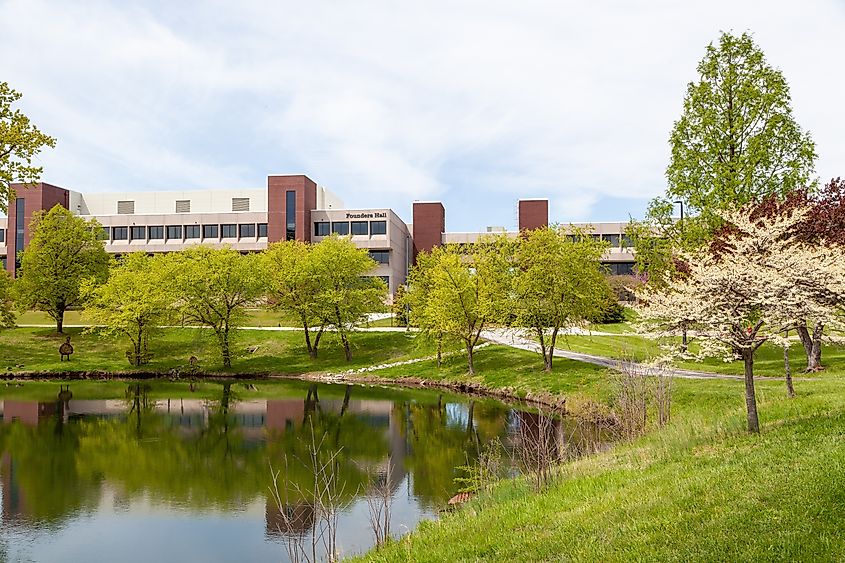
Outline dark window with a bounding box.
[15,198,24,270]
[351,221,369,235]
[203,225,219,239]
[97,227,110,241]
[622,234,634,248]
[285,190,296,241]
[112,226,128,240]
[590,234,602,241]
[257,223,268,238]
[370,220,387,235]
[314,222,330,236]
[604,234,621,247]
[368,250,389,264]
[332,221,349,235]
[607,262,636,276]
[239,223,256,238]
[0,228,4,243]
[130,226,146,240]
[221,224,237,238]
[185,225,200,239]
[149,226,164,239]
[166,225,182,240]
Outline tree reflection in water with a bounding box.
[0,381,608,560]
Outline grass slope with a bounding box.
[0,326,429,375]
[353,345,845,562]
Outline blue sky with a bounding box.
[2,0,843,231]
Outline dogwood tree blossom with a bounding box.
[637,206,845,433]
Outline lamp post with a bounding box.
[673,200,685,233]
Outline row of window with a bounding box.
[314,220,387,237]
[564,233,631,247]
[368,250,389,264]
[606,262,636,276]
[104,223,268,242]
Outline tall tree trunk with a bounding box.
[340,330,352,361]
[797,322,823,371]
[546,326,560,372]
[784,345,795,398]
[536,327,548,371]
[742,349,760,433]
[681,325,688,354]
[436,339,442,368]
[221,326,231,368]
[466,342,475,375]
[302,316,314,357]
[56,310,64,334]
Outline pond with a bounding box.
[0,380,606,562]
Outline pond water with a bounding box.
[0,380,605,562]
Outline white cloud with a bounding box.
[1,0,843,226]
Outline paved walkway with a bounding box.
[480,328,803,382]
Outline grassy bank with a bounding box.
[0,326,427,375]
[351,344,845,561]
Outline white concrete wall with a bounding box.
[77,189,267,215]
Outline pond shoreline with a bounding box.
[0,368,571,413]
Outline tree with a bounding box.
[411,236,513,375]
[15,205,109,333]
[513,227,608,371]
[0,270,15,329]
[172,246,263,368]
[264,241,324,358]
[82,253,176,366]
[309,236,387,361]
[666,31,816,230]
[0,82,56,214]
[404,249,451,367]
[637,206,845,432]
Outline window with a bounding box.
[232,197,250,212]
[112,226,128,240]
[0,228,5,243]
[621,234,633,248]
[332,221,349,235]
[175,200,191,213]
[166,225,183,240]
[368,250,389,264]
[239,223,256,238]
[97,227,110,241]
[257,223,268,238]
[607,262,635,276]
[285,190,296,241]
[149,226,164,239]
[15,198,24,271]
[221,224,237,238]
[314,222,330,236]
[590,234,602,241]
[370,220,387,235]
[604,234,621,247]
[130,226,146,240]
[203,224,219,239]
[185,225,200,239]
[351,221,369,235]
[117,200,135,214]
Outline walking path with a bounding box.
[480,328,807,382]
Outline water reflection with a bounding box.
[0,382,608,562]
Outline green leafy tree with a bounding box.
[667,31,816,228]
[310,236,387,361]
[171,246,263,368]
[82,253,176,366]
[0,269,15,329]
[411,236,513,375]
[15,205,109,333]
[0,82,56,214]
[630,31,816,283]
[404,249,452,367]
[513,227,608,371]
[264,240,325,358]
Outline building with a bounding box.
[0,174,637,291]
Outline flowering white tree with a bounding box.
[637,207,845,433]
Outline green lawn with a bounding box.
[355,344,845,562]
[0,326,431,375]
[557,334,845,377]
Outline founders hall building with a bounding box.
[0,174,636,293]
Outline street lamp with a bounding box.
[674,200,685,233]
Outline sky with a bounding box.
[1,0,843,231]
